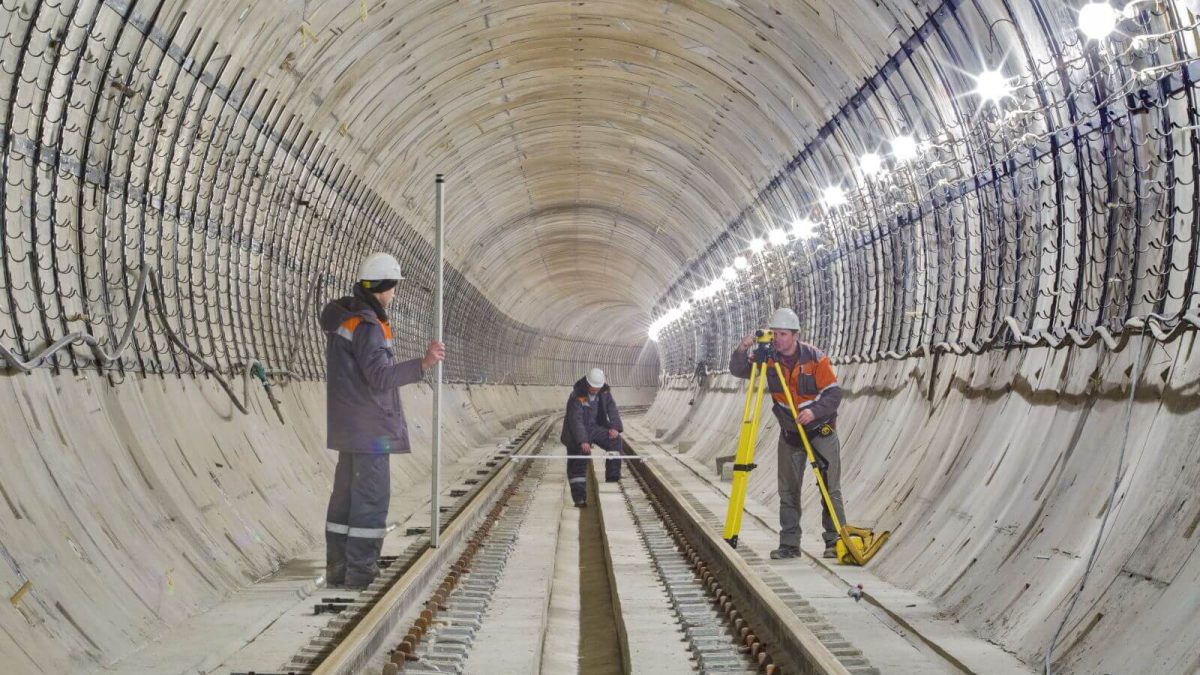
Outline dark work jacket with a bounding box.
[320,295,424,453]
[729,342,841,436]
[560,378,623,449]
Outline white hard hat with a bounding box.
[768,308,801,331]
[586,368,606,388]
[359,252,404,281]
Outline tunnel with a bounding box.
[1,0,1199,673]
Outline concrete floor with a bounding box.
[594,479,695,673]
[104,436,528,674]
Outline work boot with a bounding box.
[823,546,838,559]
[345,562,380,590]
[769,545,800,560]
[574,500,587,508]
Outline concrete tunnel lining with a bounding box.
[2,0,1200,673]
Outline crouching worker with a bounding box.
[320,252,445,589]
[730,308,847,561]
[560,368,624,507]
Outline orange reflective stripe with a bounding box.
[769,360,804,407]
[768,358,826,408]
[340,316,391,341]
[335,316,362,341]
[814,355,837,390]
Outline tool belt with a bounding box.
[781,422,835,446]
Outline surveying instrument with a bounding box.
[721,330,889,565]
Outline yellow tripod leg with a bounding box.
[722,362,768,547]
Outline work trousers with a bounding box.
[566,428,620,504]
[326,453,390,587]
[777,431,846,549]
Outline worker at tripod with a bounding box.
[729,308,846,560]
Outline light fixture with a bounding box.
[721,266,737,281]
[1078,2,1118,40]
[679,300,692,313]
[860,152,884,176]
[749,238,766,253]
[733,255,749,270]
[648,317,664,341]
[792,218,817,239]
[692,288,706,301]
[892,135,918,161]
[823,186,847,208]
[974,69,1012,103]
[768,228,788,245]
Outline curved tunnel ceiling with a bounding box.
[172,0,938,343]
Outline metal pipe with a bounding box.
[431,173,445,548]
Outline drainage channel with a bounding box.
[233,416,552,675]
[577,471,624,675]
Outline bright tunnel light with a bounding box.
[749,237,766,253]
[823,186,847,208]
[860,152,884,176]
[1078,2,1118,40]
[733,255,749,270]
[974,69,1012,103]
[768,228,788,245]
[721,266,737,281]
[891,135,918,161]
[792,218,817,239]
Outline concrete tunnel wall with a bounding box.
[643,337,1200,674]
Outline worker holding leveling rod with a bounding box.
[729,308,847,560]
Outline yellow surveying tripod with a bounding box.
[721,330,889,565]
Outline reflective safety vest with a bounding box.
[766,345,838,415]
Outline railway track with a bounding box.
[239,418,865,675]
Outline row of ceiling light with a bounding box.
[647,2,1137,342]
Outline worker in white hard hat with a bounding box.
[559,367,624,506]
[729,307,847,560]
[319,252,445,589]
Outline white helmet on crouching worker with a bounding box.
[358,252,404,288]
[768,308,800,331]
[586,368,606,388]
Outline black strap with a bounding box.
[732,463,758,472]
